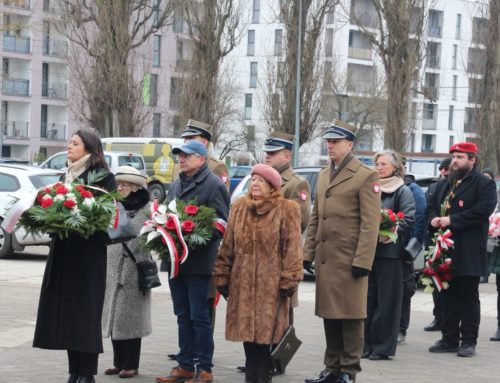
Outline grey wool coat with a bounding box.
[102,188,153,340]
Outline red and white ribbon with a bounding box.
[424,229,454,292]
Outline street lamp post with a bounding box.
[293,0,303,168]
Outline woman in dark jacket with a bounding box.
[33,129,116,383]
[363,150,415,360]
[102,166,151,379]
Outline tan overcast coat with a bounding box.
[214,193,303,344]
[303,156,380,319]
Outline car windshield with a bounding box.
[29,174,62,189]
[229,167,251,178]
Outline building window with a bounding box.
[448,105,454,130]
[277,61,285,88]
[252,0,260,23]
[452,75,457,100]
[247,30,255,56]
[464,108,477,133]
[176,40,183,66]
[244,94,252,120]
[452,44,457,70]
[428,10,442,38]
[274,29,282,56]
[250,62,258,88]
[246,125,256,151]
[455,14,461,39]
[421,134,436,152]
[173,115,181,136]
[472,17,488,45]
[170,77,182,109]
[150,74,158,106]
[325,28,333,57]
[152,35,161,67]
[449,135,454,148]
[173,9,184,33]
[326,12,334,24]
[153,113,161,137]
[426,42,440,68]
[424,103,435,120]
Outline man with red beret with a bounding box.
[427,142,497,357]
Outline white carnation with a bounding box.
[53,194,65,202]
[83,197,95,207]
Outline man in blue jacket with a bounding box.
[156,140,230,383]
[427,142,497,357]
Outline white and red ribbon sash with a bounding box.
[424,229,454,292]
[213,218,227,235]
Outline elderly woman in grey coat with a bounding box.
[102,166,152,379]
[363,150,415,361]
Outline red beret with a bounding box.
[251,164,282,191]
[449,142,478,154]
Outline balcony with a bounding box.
[41,122,66,140]
[2,78,29,96]
[3,0,31,10]
[42,81,67,100]
[423,86,439,101]
[42,37,68,58]
[3,35,30,53]
[422,119,437,130]
[1,121,29,139]
[348,47,372,60]
[43,0,62,14]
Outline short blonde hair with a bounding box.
[373,149,405,178]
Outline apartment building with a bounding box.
[224,0,489,170]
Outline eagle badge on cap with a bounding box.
[299,191,308,201]
[372,182,380,193]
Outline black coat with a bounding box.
[33,166,116,353]
[168,163,230,276]
[427,169,497,277]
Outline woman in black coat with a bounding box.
[363,150,415,360]
[33,129,116,383]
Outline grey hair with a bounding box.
[373,149,406,178]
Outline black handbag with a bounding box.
[403,237,423,261]
[269,299,302,373]
[122,243,162,292]
[105,202,137,245]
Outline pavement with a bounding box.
[1,247,500,382]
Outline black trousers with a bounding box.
[364,257,403,356]
[67,350,98,376]
[432,289,444,325]
[441,276,480,346]
[243,342,273,383]
[112,338,142,370]
[399,262,417,335]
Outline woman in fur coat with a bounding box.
[101,166,151,379]
[214,164,303,383]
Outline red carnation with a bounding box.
[396,211,405,219]
[389,212,397,222]
[55,185,69,195]
[80,190,93,198]
[41,198,53,208]
[181,220,196,233]
[165,217,176,230]
[63,199,76,209]
[184,205,199,215]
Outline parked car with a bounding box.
[0,157,29,165]
[0,165,63,258]
[229,165,252,194]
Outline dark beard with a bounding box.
[448,166,470,185]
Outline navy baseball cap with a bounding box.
[323,119,357,141]
[172,140,208,157]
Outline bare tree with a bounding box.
[477,0,500,172]
[262,0,339,146]
[59,0,173,137]
[347,0,430,152]
[174,0,244,144]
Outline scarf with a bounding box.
[65,153,91,183]
[379,176,404,193]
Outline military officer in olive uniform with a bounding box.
[303,120,381,383]
[263,131,311,233]
[167,119,229,362]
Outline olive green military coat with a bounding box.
[303,156,381,319]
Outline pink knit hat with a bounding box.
[251,164,282,190]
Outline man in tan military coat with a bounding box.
[303,120,380,383]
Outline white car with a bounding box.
[0,164,63,258]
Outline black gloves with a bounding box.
[279,287,296,299]
[217,285,229,300]
[303,260,313,274]
[351,266,370,278]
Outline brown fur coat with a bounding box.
[214,192,303,345]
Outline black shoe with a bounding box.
[457,343,476,357]
[480,276,489,283]
[76,376,95,383]
[369,353,390,361]
[272,367,284,376]
[167,353,177,361]
[397,331,406,344]
[490,327,500,341]
[361,351,370,359]
[428,339,459,353]
[335,372,354,383]
[304,369,337,383]
[237,365,246,373]
[424,319,441,332]
[67,374,78,383]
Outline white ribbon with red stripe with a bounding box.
[424,229,454,291]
